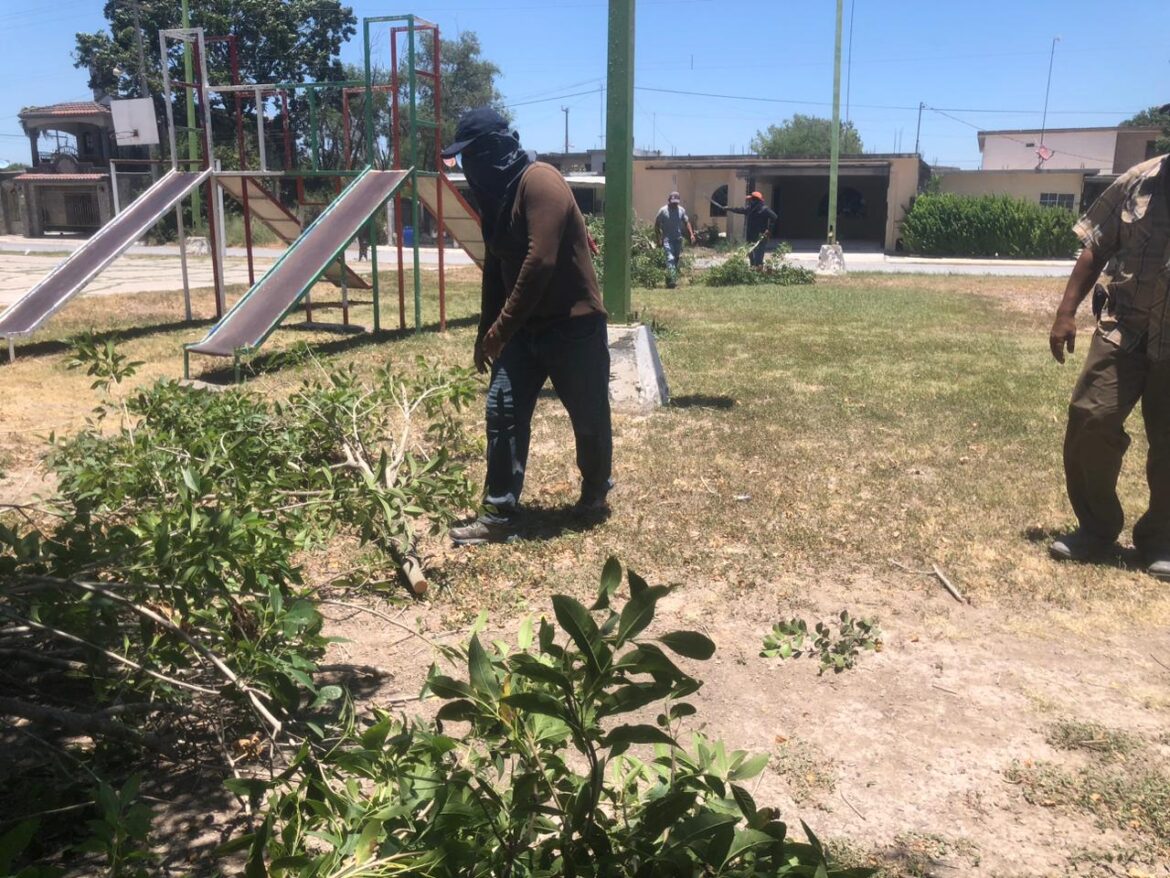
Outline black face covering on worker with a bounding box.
[459,131,532,243]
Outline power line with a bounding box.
[504,88,600,109]
[636,85,918,111]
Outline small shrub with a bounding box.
[232,559,873,878]
[0,352,478,870]
[694,223,723,247]
[223,212,282,248]
[761,611,882,674]
[900,193,1078,259]
[587,216,693,290]
[704,243,816,287]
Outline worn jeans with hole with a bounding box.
[483,313,612,521]
[663,238,682,286]
[1064,331,1170,552]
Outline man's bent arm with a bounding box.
[490,170,571,343]
[1049,246,1108,364]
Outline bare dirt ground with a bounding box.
[304,275,1170,876]
[317,560,1170,878]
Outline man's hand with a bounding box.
[473,338,489,374]
[1050,312,1078,363]
[689,234,697,246]
[481,326,504,362]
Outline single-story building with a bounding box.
[633,154,929,252]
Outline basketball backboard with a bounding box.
[111,98,160,147]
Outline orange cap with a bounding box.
[749,191,763,200]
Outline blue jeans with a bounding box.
[663,238,682,287]
[483,313,612,521]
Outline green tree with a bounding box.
[74,0,356,100]
[1122,104,1170,155]
[750,114,864,157]
[396,31,508,168]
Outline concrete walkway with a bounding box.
[0,236,477,308]
[0,234,475,265]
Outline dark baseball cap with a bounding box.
[441,107,510,158]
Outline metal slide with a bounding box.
[186,168,409,363]
[0,169,211,343]
[216,176,369,289]
[413,173,485,267]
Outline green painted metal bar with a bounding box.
[182,0,200,230]
[408,16,423,332]
[827,0,843,244]
[362,18,380,331]
[603,0,635,322]
[308,89,320,171]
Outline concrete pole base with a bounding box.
[816,243,847,276]
[607,323,669,413]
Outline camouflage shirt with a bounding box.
[1074,154,1170,358]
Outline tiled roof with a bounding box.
[19,102,111,118]
[14,173,107,182]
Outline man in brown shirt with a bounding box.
[443,108,612,545]
[1049,145,1170,577]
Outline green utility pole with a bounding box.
[826,0,843,244]
[603,0,634,323]
[182,0,200,228]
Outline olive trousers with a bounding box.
[1064,331,1170,551]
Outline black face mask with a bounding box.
[460,131,532,242]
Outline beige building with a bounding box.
[979,126,1163,173]
[936,125,1165,213]
[939,168,1094,214]
[633,154,928,252]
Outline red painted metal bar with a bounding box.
[209,35,255,287]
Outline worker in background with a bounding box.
[654,191,696,288]
[714,191,777,267]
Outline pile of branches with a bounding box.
[0,354,477,870]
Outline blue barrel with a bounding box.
[403,226,414,246]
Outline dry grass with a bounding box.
[3,271,1168,629]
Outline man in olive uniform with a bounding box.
[1049,137,1170,578]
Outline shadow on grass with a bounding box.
[1022,525,1143,572]
[670,394,736,410]
[190,314,480,384]
[2,318,219,363]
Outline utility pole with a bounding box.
[826,0,843,244]
[1039,36,1060,150]
[562,105,570,154]
[603,0,634,321]
[816,0,847,273]
[845,0,855,124]
[914,101,924,155]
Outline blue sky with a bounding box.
[1,0,1167,168]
